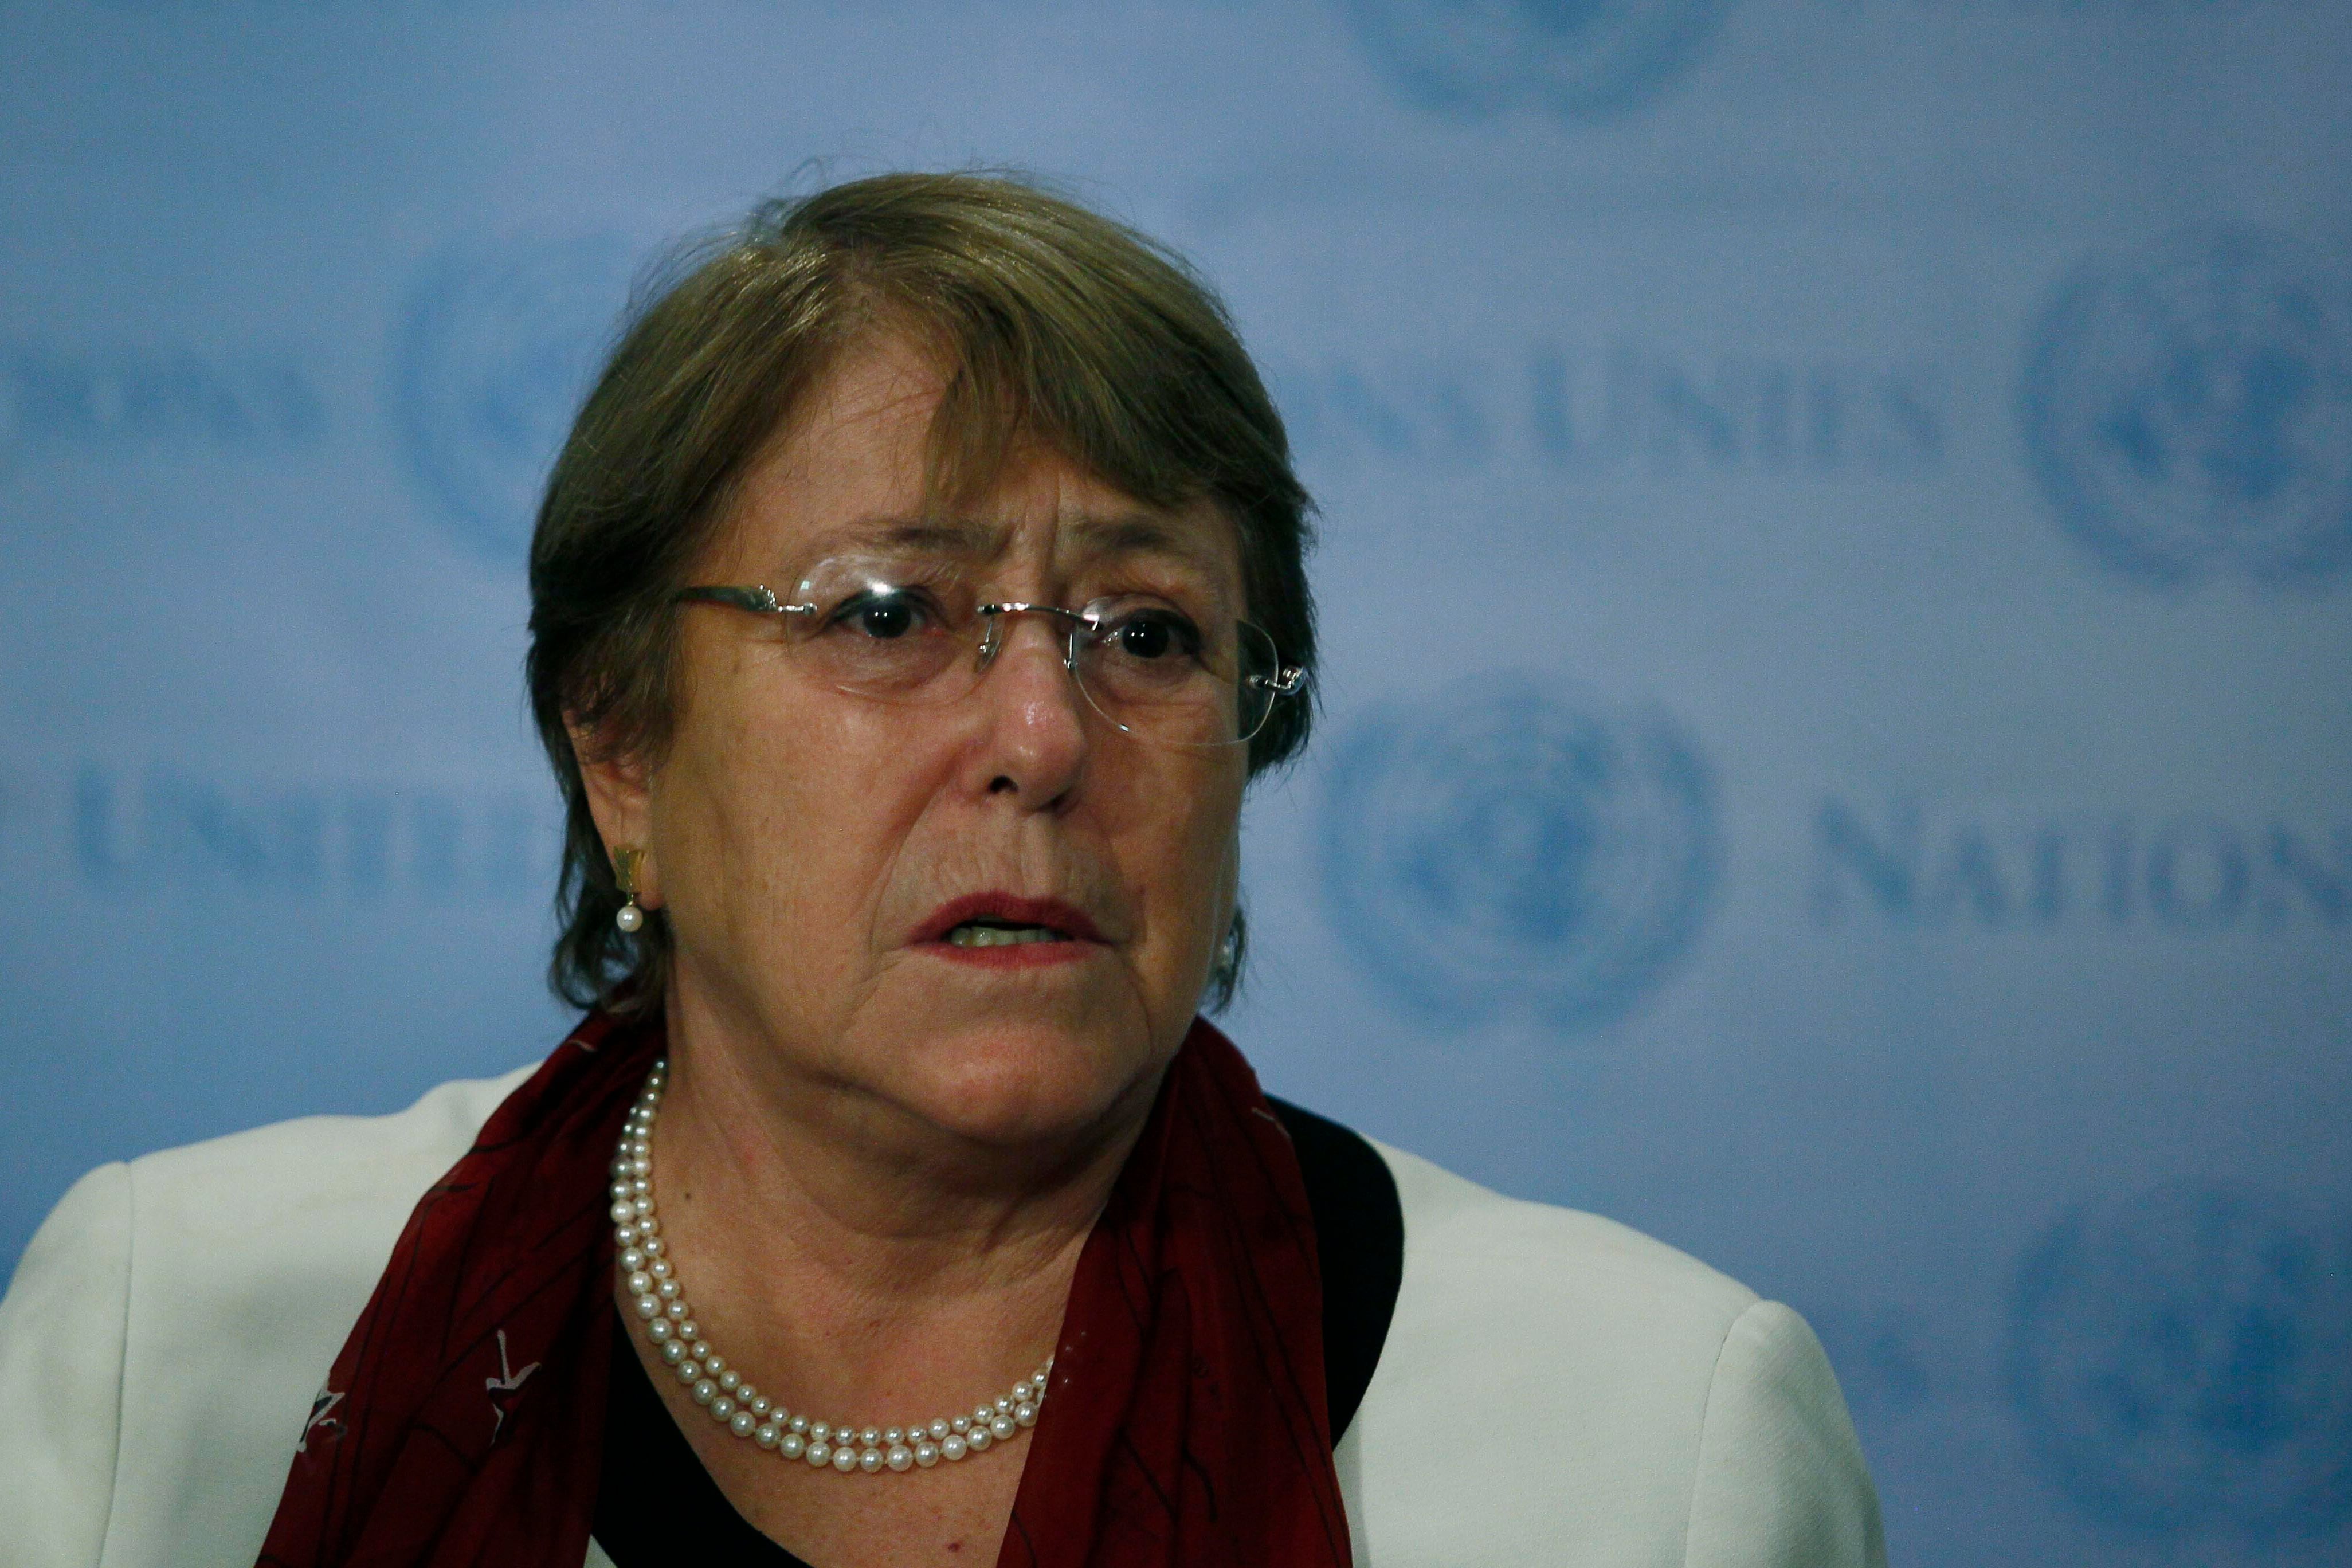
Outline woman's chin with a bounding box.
[865,1020,1167,1151]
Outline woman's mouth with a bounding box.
[945,919,1073,949]
[916,895,1104,966]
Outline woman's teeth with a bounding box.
[947,922,1068,948]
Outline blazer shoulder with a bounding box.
[123,1063,537,1222]
[1342,1140,1857,1566]
[1683,1300,1887,1567]
[5,1064,534,1568]
[0,1161,135,1567]
[1373,1137,1759,1324]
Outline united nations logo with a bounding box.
[2021,228,2352,586]
[1318,679,1717,1026]
[1344,0,1730,123]
[2008,1184,2352,1537]
[390,236,638,563]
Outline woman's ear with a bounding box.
[571,722,659,907]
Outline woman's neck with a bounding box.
[633,1001,1159,1424]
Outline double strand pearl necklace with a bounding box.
[612,1059,1051,1476]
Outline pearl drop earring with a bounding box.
[614,846,647,934]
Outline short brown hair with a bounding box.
[527,171,1316,1017]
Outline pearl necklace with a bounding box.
[612,1059,1050,1475]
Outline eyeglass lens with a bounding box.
[772,556,1281,748]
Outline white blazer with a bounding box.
[0,1068,1885,1567]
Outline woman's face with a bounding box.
[594,334,1250,1147]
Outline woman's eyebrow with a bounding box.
[807,516,1001,558]
[1064,513,1222,570]
[795,513,1223,573]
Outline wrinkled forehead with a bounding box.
[715,326,1247,596]
[722,436,1244,608]
[793,508,1239,585]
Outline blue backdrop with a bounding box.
[4,2,2348,1562]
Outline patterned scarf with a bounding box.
[254,1010,1351,1568]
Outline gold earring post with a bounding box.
[614,847,647,934]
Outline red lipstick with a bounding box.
[912,893,1105,968]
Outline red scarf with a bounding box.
[255,1011,1351,1567]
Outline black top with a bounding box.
[593,1098,1404,1566]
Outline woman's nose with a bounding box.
[965,616,1091,803]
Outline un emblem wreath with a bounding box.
[2008,1182,2352,1538]
[2021,227,2352,588]
[1318,678,1717,1028]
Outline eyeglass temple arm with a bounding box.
[1256,664,1308,698]
[675,586,813,616]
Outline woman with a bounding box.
[0,173,1884,1567]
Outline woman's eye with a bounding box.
[1106,611,1200,660]
[833,591,927,640]
[858,600,913,639]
